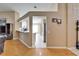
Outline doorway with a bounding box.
[32,16,47,48]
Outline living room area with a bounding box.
[0,3,79,56]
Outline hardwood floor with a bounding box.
[0,40,76,56]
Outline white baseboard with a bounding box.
[19,39,32,48]
[67,47,79,56]
[47,46,67,49]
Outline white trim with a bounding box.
[19,39,32,48]
[47,46,67,49]
[67,47,79,56]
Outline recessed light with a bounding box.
[34,6,37,8]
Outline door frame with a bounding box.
[32,16,47,48]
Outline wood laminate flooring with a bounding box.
[0,40,76,56]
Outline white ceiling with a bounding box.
[0,3,58,17]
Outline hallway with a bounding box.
[32,16,47,48]
[0,40,76,56]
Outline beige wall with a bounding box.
[47,3,67,47]
[14,12,20,39]
[18,3,67,47]
[0,11,15,23]
[67,4,77,48]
